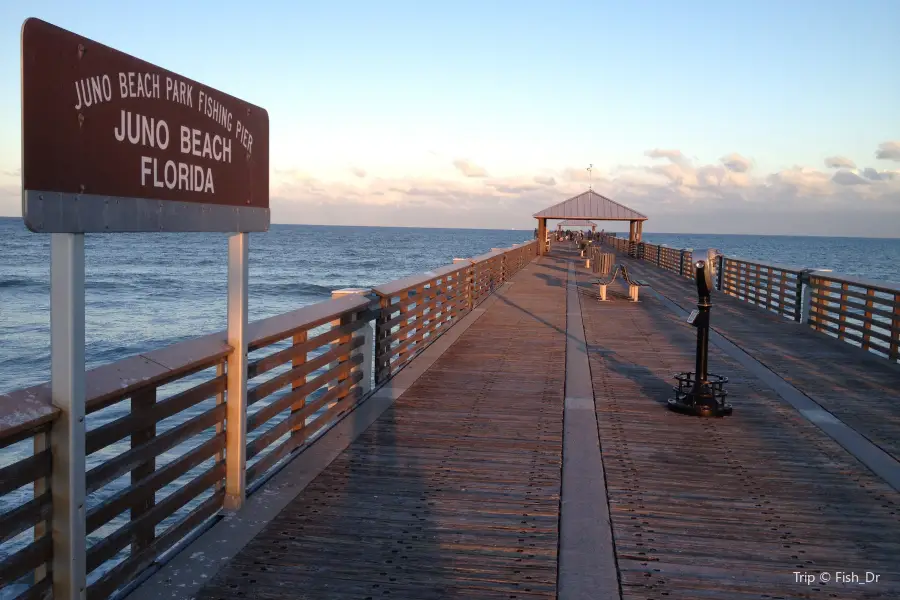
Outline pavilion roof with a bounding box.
[533,190,647,221]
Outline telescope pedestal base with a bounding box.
[668,372,731,418]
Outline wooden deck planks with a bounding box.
[614,253,900,463]
[575,263,900,600]
[196,257,567,600]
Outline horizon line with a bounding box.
[0,216,898,239]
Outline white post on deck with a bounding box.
[225,233,249,511]
[331,289,374,395]
[49,233,87,600]
[799,269,831,325]
[799,277,812,325]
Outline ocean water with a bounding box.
[2,218,900,595]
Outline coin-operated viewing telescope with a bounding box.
[668,248,732,417]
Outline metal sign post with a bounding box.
[49,233,86,600]
[225,233,249,510]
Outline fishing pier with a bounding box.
[7,18,900,600]
[3,188,900,600]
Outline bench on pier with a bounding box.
[590,250,646,302]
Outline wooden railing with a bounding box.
[244,295,372,488]
[472,251,504,306]
[0,239,538,600]
[807,272,900,361]
[660,246,682,275]
[596,235,900,364]
[721,257,804,321]
[374,263,469,383]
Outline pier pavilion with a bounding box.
[2,209,900,600]
[534,189,647,255]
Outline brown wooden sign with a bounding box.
[21,18,270,232]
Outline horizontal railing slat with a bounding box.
[0,448,51,497]
[0,536,51,590]
[810,311,893,346]
[86,404,225,494]
[247,336,364,406]
[811,292,897,323]
[247,295,370,351]
[247,370,364,461]
[247,354,363,434]
[86,373,226,455]
[248,318,368,379]
[87,461,224,572]
[12,575,51,600]
[86,433,225,534]
[0,492,51,545]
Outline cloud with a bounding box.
[486,180,543,194]
[645,148,690,166]
[862,167,899,181]
[452,159,488,178]
[824,156,856,169]
[875,141,900,161]
[533,175,556,186]
[1,168,20,178]
[350,166,367,178]
[832,170,870,186]
[720,153,752,173]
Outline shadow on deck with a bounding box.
[132,243,900,600]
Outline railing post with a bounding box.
[490,249,508,283]
[289,332,308,437]
[33,430,49,585]
[717,254,725,291]
[374,295,390,385]
[225,232,249,512]
[131,387,157,552]
[453,259,475,310]
[891,293,900,362]
[215,361,226,490]
[49,232,87,600]
[332,288,375,396]
[799,270,813,324]
[679,250,685,276]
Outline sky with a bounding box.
[1,1,899,235]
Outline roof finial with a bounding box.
[587,164,593,190]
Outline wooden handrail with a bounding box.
[373,262,469,298]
